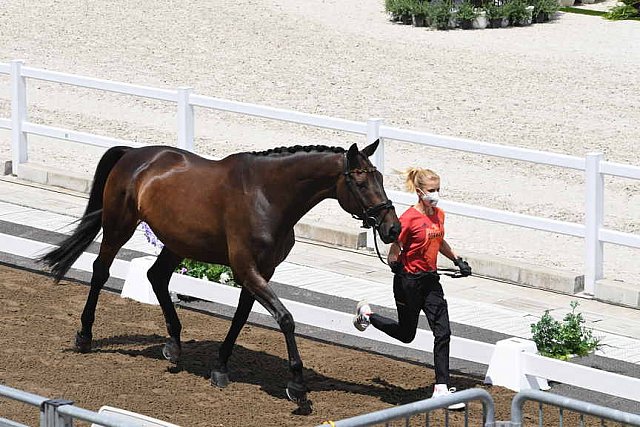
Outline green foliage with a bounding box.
[457,1,479,20]
[176,259,238,287]
[386,0,415,15]
[484,2,506,19]
[604,3,639,20]
[531,301,600,361]
[503,0,530,24]
[431,0,453,28]
[411,0,431,16]
[532,0,558,16]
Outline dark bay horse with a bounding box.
[40,140,400,413]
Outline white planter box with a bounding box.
[121,256,237,306]
[121,256,160,305]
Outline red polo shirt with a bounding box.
[398,206,445,273]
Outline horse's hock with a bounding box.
[9,160,639,309]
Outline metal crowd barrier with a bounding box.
[509,389,640,427]
[315,388,496,427]
[0,384,151,427]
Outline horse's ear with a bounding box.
[347,143,359,164]
[362,139,380,158]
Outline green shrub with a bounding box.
[176,259,237,287]
[411,0,431,17]
[503,0,529,24]
[531,301,600,361]
[604,3,639,19]
[431,0,453,29]
[532,0,558,17]
[484,2,507,19]
[457,1,479,20]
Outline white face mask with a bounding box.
[420,190,440,206]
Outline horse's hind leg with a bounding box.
[211,288,255,388]
[147,247,183,363]
[76,234,134,352]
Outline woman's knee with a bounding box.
[398,330,417,343]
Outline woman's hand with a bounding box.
[454,257,472,277]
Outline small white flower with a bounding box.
[219,272,230,283]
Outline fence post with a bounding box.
[177,87,194,151]
[584,152,604,295]
[10,59,27,175]
[366,118,384,250]
[367,118,384,174]
[40,399,74,427]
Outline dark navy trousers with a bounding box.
[369,271,452,385]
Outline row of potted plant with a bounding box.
[385,0,559,29]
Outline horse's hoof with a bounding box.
[211,370,230,388]
[162,340,181,363]
[74,331,92,353]
[286,381,312,414]
[292,399,313,416]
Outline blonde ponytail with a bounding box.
[404,167,440,192]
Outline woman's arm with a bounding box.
[388,242,402,264]
[439,239,458,262]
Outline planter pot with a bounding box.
[412,14,426,27]
[449,16,458,28]
[433,19,450,30]
[460,18,474,29]
[515,6,534,25]
[400,13,413,24]
[488,16,508,27]
[534,11,550,22]
[473,11,488,28]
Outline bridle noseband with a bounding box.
[342,153,396,264]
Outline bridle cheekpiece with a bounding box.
[342,153,395,230]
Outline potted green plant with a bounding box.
[484,2,508,27]
[411,0,430,26]
[504,0,530,25]
[457,0,479,28]
[430,0,454,30]
[532,0,558,22]
[530,301,601,361]
[385,0,401,21]
[398,0,414,24]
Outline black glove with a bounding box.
[454,257,472,277]
[389,261,403,274]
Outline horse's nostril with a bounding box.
[391,223,401,239]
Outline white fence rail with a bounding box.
[1,60,640,296]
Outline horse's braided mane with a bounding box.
[250,145,345,157]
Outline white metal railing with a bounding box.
[1,60,639,296]
[0,383,150,427]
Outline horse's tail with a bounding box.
[39,146,132,282]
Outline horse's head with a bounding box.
[337,140,401,244]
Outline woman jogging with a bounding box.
[353,167,471,409]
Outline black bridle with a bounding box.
[342,153,395,264]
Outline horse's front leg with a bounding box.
[211,288,255,388]
[247,276,312,414]
[148,248,183,363]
